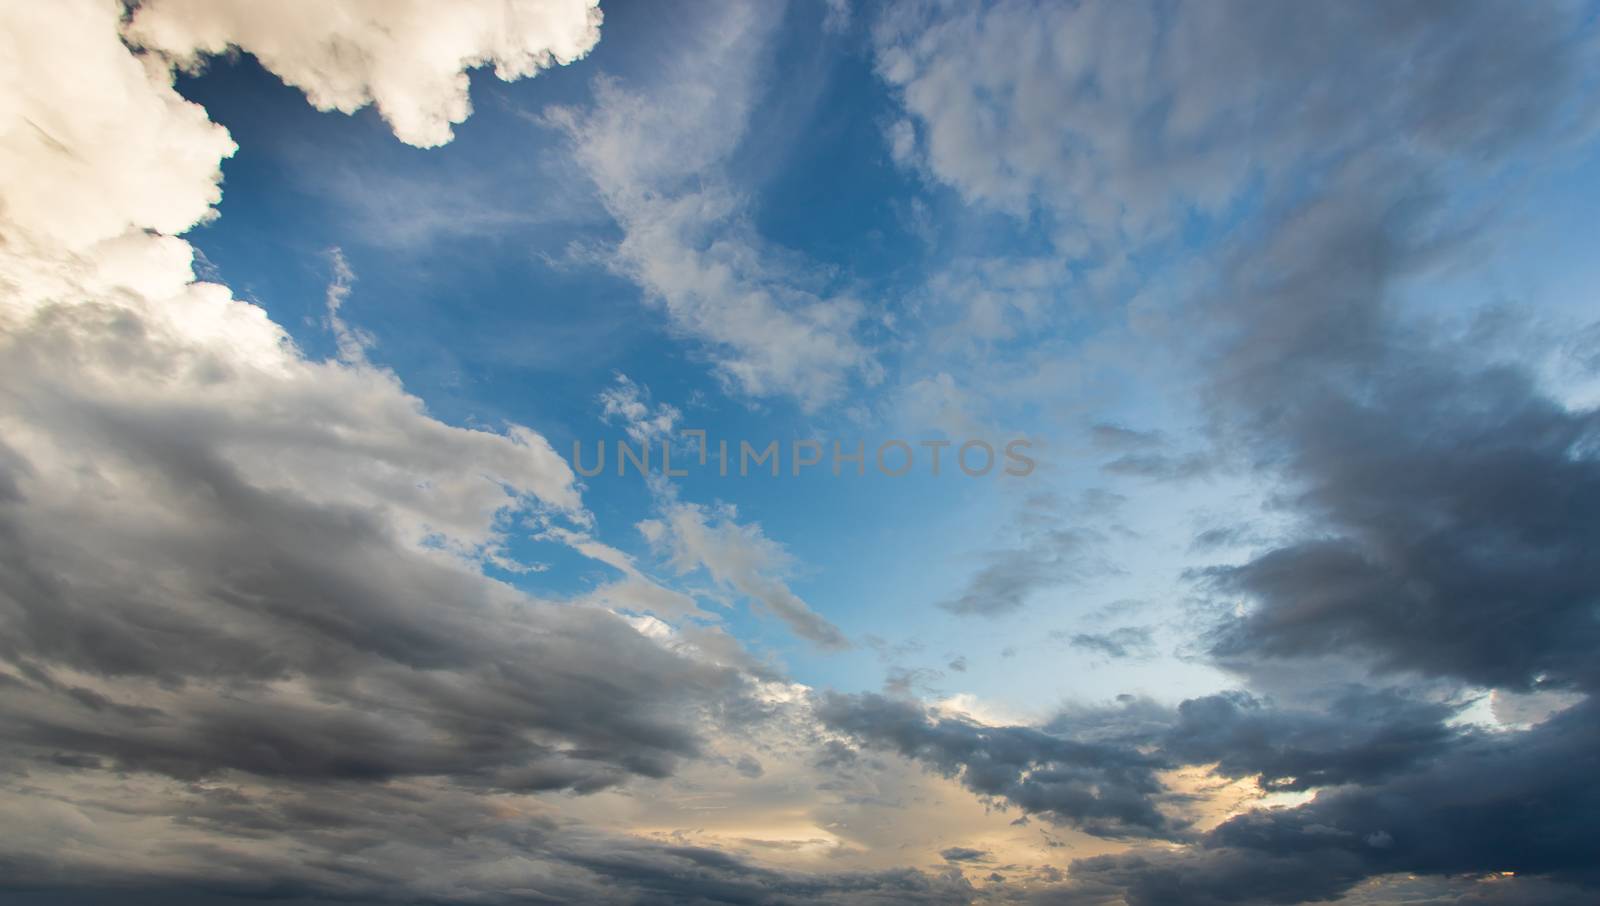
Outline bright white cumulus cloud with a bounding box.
[0,0,235,251]
[126,0,602,148]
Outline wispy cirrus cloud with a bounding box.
[547,0,879,411]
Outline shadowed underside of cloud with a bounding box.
[818,685,1482,834]
[1057,697,1600,906]
[815,692,1178,839]
[820,687,1598,904]
[1202,351,1600,693]
[0,779,977,904]
[1176,105,1600,698]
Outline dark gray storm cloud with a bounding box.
[1201,337,1600,692]
[1184,147,1600,696]
[1055,697,1600,906]
[538,837,977,905]
[822,683,1598,902]
[816,692,1178,839]
[0,377,744,787]
[819,686,1482,841]
[1162,687,1460,793]
[1130,0,1600,702]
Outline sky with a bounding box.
[1,1,1599,904]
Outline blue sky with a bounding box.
[172,0,1255,711]
[5,1,1600,902]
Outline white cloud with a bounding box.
[874,1,1592,254]
[323,247,375,365]
[0,0,236,252]
[598,373,680,444]
[126,0,603,148]
[539,524,709,622]
[549,0,877,411]
[923,255,1066,342]
[641,499,851,650]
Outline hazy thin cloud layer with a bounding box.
[2,1,1597,904]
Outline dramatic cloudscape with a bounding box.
[2,1,1598,904]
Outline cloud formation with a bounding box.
[6,1,1600,903]
[1059,696,1600,905]
[939,492,1108,618]
[0,3,839,901]
[549,0,877,410]
[866,0,1600,901]
[876,0,1593,252]
[127,0,602,148]
[816,692,1175,839]
[642,498,851,650]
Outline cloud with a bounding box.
[0,0,236,252]
[883,665,943,698]
[548,0,877,410]
[1191,161,1600,695]
[537,524,710,622]
[818,681,1490,843]
[0,4,839,900]
[874,0,1593,253]
[1191,205,1600,693]
[819,683,1600,901]
[8,2,1600,902]
[939,492,1109,617]
[734,752,765,778]
[1059,696,1600,905]
[938,846,988,863]
[0,184,747,805]
[641,498,851,649]
[598,372,680,445]
[922,256,1068,342]
[877,3,1600,896]
[1088,424,1164,451]
[0,768,979,904]
[1101,450,1213,482]
[816,692,1176,839]
[1066,627,1155,661]
[125,0,602,148]
[1161,688,1460,794]
[873,0,1600,692]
